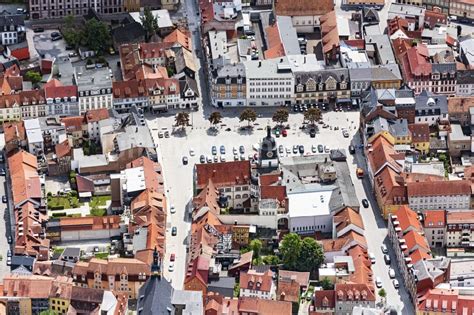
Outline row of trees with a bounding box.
[174,108,322,130]
[63,16,110,52]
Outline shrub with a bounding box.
[52,211,66,217]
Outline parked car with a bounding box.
[318,145,324,153]
[7,235,12,244]
[388,267,395,278]
[393,279,399,289]
[212,146,217,155]
[220,155,226,162]
[7,250,11,257]
[158,131,164,138]
[170,253,175,262]
[298,145,304,154]
[2,195,6,203]
[369,252,376,264]
[312,145,317,153]
[51,32,62,41]
[213,156,218,162]
[220,145,226,154]
[342,130,349,138]
[282,129,288,137]
[164,131,170,138]
[324,145,330,153]
[349,145,355,154]
[0,168,5,176]
[275,129,280,137]
[381,244,388,254]
[171,227,177,236]
[6,256,11,266]
[376,277,382,288]
[33,27,44,33]
[207,156,213,163]
[240,154,245,160]
[233,147,238,155]
[278,145,284,154]
[309,128,316,138]
[234,154,239,161]
[362,199,369,208]
[168,263,174,272]
[292,145,298,154]
[239,145,245,154]
[170,205,176,214]
[384,254,391,265]
[189,148,195,156]
[200,155,206,163]
[182,156,188,165]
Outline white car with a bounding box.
[220,155,226,162]
[168,263,174,272]
[388,267,395,279]
[170,205,176,214]
[312,145,317,153]
[286,147,291,154]
[381,244,388,254]
[207,156,213,163]
[189,148,195,156]
[369,252,376,264]
[233,147,238,154]
[376,277,382,288]
[393,279,399,289]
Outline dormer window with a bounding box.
[306,78,316,91]
[296,84,303,92]
[248,281,253,287]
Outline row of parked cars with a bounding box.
[371,244,400,290]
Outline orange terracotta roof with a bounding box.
[393,205,423,233]
[240,269,273,292]
[374,166,407,207]
[333,207,364,236]
[163,29,192,51]
[408,123,430,143]
[403,230,431,256]
[8,150,41,205]
[4,121,25,144]
[113,79,147,99]
[60,216,121,230]
[314,290,335,309]
[238,297,292,314]
[44,79,77,99]
[196,161,251,189]
[278,270,310,287]
[193,179,220,215]
[277,277,300,302]
[61,116,83,133]
[423,210,446,228]
[127,156,164,192]
[275,0,334,16]
[72,257,150,276]
[84,108,109,123]
[335,283,376,302]
[448,96,474,114]
[447,211,474,224]
[367,135,403,175]
[55,140,71,158]
[407,180,471,197]
[2,274,53,298]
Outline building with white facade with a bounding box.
[24,118,44,156]
[288,190,334,234]
[414,91,449,126]
[74,66,113,114]
[244,58,294,107]
[407,181,471,211]
[0,14,25,46]
[422,210,446,248]
[446,211,474,248]
[239,269,275,300]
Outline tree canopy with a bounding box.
[24,70,42,85]
[239,109,257,126]
[175,112,190,129]
[272,108,289,125]
[279,233,324,274]
[82,19,110,52]
[250,239,262,258]
[141,8,159,42]
[304,108,322,125]
[208,112,222,127]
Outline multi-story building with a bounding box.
[407,180,471,211]
[74,66,113,114]
[448,97,474,126]
[414,91,448,126]
[239,268,275,300]
[43,79,79,117]
[72,258,150,299]
[422,210,446,248]
[388,205,450,304]
[450,0,474,21]
[417,288,474,314]
[334,283,376,313]
[289,55,351,105]
[244,58,294,107]
[448,123,471,158]
[144,78,181,111]
[456,69,474,96]
[0,14,25,46]
[446,211,474,248]
[210,63,246,108]
[29,0,124,19]
[408,123,430,154]
[398,44,456,96]
[83,108,110,143]
[422,0,450,14]
[112,80,148,113]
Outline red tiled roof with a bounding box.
[424,9,447,29]
[408,123,430,143]
[333,207,364,236]
[44,79,78,99]
[407,180,471,197]
[84,108,109,123]
[278,270,310,288]
[113,80,147,99]
[275,0,334,16]
[277,277,300,302]
[9,150,41,205]
[447,211,474,224]
[55,140,71,158]
[4,121,25,144]
[196,161,251,189]
[403,229,430,255]
[240,269,273,292]
[238,297,292,314]
[423,210,446,228]
[127,156,164,193]
[393,205,423,233]
[163,29,192,51]
[76,175,94,194]
[335,283,376,302]
[260,185,286,203]
[314,290,335,308]
[374,166,407,207]
[367,135,403,175]
[61,116,83,133]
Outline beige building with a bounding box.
[446,211,474,248]
[450,0,474,20]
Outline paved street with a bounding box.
[0,135,11,280]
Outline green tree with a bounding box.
[239,109,257,127]
[175,112,190,129]
[233,283,240,297]
[250,239,262,258]
[304,107,322,125]
[279,233,302,270]
[25,70,42,85]
[262,255,280,266]
[62,15,81,47]
[378,288,387,304]
[320,277,334,290]
[140,7,159,42]
[208,111,223,128]
[272,108,289,125]
[297,237,324,274]
[82,19,110,52]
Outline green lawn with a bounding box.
[90,195,111,208]
[48,195,81,209]
[94,252,109,259]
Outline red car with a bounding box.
[282,129,288,137]
[170,253,175,262]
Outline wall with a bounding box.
[61,228,120,241]
[217,214,277,229]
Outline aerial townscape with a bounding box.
[0,0,474,314]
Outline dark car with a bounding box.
[0,168,5,175]
[349,145,355,154]
[200,155,206,163]
[220,145,226,154]
[318,144,324,153]
[239,145,245,154]
[182,156,188,165]
[298,145,304,154]
[362,199,369,208]
[7,235,12,244]
[384,254,391,265]
[309,128,316,138]
[51,32,62,41]
[292,145,298,154]
[33,27,44,33]
[2,195,6,203]
[171,227,177,236]
[212,146,217,155]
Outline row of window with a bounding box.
[292,225,327,232]
[249,94,291,99]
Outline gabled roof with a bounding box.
[240,269,273,292]
[333,207,364,236]
[423,210,446,228]
[367,135,403,175]
[55,140,71,158]
[44,79,78,99]
[9,150,41,205]
[195,161,251,189]
[76,175,94,194]
[335,283,376,302]
[84,108,109,123]
[274,0,334,17]
[408,123,430,143]
[407,180,471,197]
[163,29,192,51]
[393,205,423,233]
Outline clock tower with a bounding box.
[259,126,279,169]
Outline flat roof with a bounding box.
[74,66,112,92]
[24,118,41,130]
[129,10,172,28]
[26,128,43,144]
[288,190,333,218]
[124,167,146,193]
